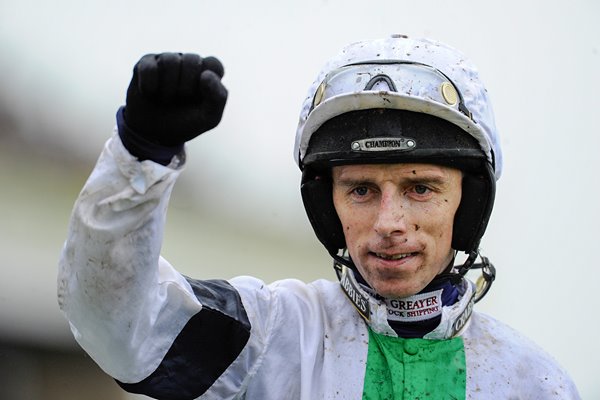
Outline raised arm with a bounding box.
[57,53,243,395]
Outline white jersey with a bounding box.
[58,134,580,399]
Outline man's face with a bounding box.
[332,163,462,298]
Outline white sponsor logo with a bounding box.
[451,295,474,335]
[340,269,370,319]
[385,290,443,322]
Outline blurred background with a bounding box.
[0,0,598,398]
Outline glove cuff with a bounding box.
[117,107,184,166]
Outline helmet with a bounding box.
[296,35,502,286]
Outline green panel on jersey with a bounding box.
[363,328,466,399]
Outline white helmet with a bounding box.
[296,35,501,293]
[295,34,502,178]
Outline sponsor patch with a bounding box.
[385,290,443,322]
[339,266,370,321]
[451,292,474,336]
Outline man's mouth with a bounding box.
[373,252,417,261]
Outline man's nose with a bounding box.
[373,191,407,238]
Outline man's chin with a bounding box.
[373,283,425,299]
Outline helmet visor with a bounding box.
[311,61,472,119]
[299,61,492,169]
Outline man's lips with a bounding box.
[369,249,421,266]
[369,251,420,261]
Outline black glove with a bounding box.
[119,52,228,165]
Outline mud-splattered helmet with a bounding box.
[295,35,501,291]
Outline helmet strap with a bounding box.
[437,249,496,303]
[333,247,496,306]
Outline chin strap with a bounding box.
[332,248,496,305]
[436,250,496,303]
[332,251,353,279]
[470,253,496,303]
[455,250,479,277]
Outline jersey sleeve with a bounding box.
[57,133,258,398]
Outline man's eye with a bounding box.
[414,185,429,195]
[353,187,369,196]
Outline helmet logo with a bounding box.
[351,137,416,152]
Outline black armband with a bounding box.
[116,278,251,400]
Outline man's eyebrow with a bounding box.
[334,174,450,187]
[402,175,449,186]
[333,176,377,188]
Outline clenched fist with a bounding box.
[119,52,228,164]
